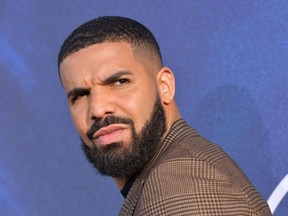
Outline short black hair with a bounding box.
[58,16,162,69]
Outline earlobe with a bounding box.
[156,67,175,104]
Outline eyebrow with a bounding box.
[66,70,134,99]
[67,87,89,100]
[101,70,134,85]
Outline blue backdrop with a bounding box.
[1,1,287,215]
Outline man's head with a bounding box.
[58,16,179,180]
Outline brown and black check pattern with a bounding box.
[119,119,271,215]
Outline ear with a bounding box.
[156,67,176,105]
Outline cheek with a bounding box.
[119,88,156,133]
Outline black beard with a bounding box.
[81,95,167,178]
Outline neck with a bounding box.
[113,177,128,190]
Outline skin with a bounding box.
[60,42,181,189]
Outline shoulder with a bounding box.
[137,136,271,215]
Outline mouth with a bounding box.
[92,124,128,146]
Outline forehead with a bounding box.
[60,42,136,71]
[59,42,151,90]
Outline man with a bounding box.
[58,16,271,215]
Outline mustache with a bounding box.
[86,116,133,140]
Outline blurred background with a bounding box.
[1,0,287,215]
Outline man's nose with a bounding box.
[88,89,115,120]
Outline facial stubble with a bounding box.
[81,95,167,178]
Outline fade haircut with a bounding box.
[58,16,163,70]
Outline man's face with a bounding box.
[60,42,166,177]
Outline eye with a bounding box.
[114,78,130,86]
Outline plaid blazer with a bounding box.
[119,119,271,215]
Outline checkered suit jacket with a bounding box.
[119,119,271,215]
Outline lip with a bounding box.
[92,124,128,146]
